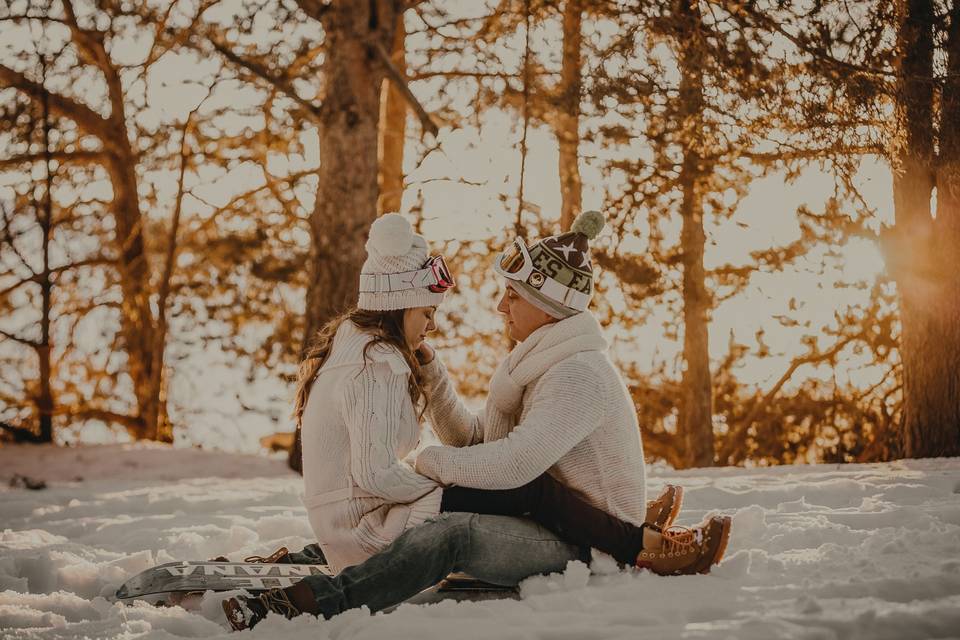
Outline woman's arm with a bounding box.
[341,360,439,503]
[419,349,483,447]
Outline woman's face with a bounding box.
[403,306,438,350]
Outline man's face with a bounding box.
[496,285,557,341]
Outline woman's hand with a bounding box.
[416,341,435,365]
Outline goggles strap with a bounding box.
[359,267,438,293]
[535,275,591,311]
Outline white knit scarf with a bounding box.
[483,311,607,442]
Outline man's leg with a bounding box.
[441,474,646,565]
[280,513,583,619]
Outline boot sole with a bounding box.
[698,515,732,574]
[222,598,247,631]
[664,486,684,529]
[648,485,685,529]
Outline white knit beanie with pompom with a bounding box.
[357,213,447,311]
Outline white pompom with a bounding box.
[367,213,414,256]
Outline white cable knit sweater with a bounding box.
[416,311,647,526]
[300,321,442,573]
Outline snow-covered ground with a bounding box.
[1,444,959,640]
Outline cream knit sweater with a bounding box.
[417,311,647,526]
[300,321,442,573]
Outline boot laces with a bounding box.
[660,526,700,555]
[255,587,300,619]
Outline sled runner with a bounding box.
[115,561,518,608]
[115,561,332,606]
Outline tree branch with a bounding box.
[371,40,439,137]
[0,150,107,170]
[63,407,144,432]
[0,64,115,147]
[718,331,864,463]
[207,37,322,122]
[720,0,897,79]
[0,327,39,348]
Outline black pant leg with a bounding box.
[440,474,644,565]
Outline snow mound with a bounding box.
[1,444,959,639]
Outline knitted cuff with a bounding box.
[415,446,444,484]
[406,487,443,529]
[420,355,445,382]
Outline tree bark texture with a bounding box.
[36,53,54,444]
[293,0,404,473]
[302,0,403,346]
[100,51,161,442]
[675,0,715,468]
[377,16,407,216]
[558,0,583,232]
[891,0,960,458]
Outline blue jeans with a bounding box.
[296,512,586,618]
[285,544,327,565]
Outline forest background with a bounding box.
[2,0,958,471]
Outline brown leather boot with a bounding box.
[635,515,732,576]
[222,580,317,631]
[645,484,684,529]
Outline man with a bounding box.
[222,211,730,630]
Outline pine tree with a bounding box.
[887,0,960,457]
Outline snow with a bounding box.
[2,444,960,639]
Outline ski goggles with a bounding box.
[493,238,591,311]
[359,255,455,294]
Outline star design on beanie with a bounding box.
[556,241,578,261]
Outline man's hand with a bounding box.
[416,341,435,365]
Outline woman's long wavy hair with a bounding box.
[292,307,427,427]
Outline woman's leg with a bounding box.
[440,474,647,565]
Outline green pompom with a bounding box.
[570,210,605,240]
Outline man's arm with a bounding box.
[420,354,483,447]
[415,359,604,489]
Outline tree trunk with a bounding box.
[295,0,403,473]
[676,0,714,468]
[302,1,400,344]
[67,5,160,441]
[377,16,407,216]
[36,53,54,444]
[557,0,583,232]
[892,0,960,458]
[104,101,159,442]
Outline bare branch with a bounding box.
[372,40,439,137]
[0,327,39,348]
[0,65,115,147]
[718,330,865,463]
[62,407,144,431]
[0,256,112,300]
[207,37,322,122]
[0,150,107,170]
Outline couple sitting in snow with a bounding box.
[221,211,733,629]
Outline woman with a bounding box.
[291,213,687,573]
